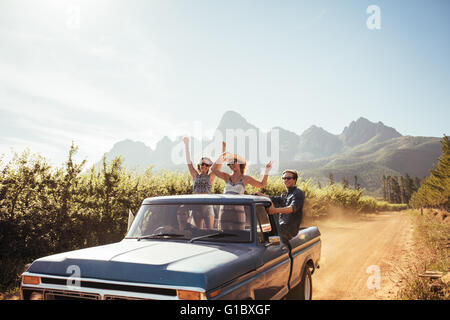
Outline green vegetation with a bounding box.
[303,161,404,197]
[382,174,421,204]
[396,135,449,300]
[410,135,450,211]
[0,144,406,291]
[303,184,407,217]
[397,209,449,300]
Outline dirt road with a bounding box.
[311,211,415,300]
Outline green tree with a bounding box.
[328,173,335,186]
[392,176,402,203]
[354,175,361,190]
[341,176,349,189]
[382,175,387,201]
[410,135,450,210]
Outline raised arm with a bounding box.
[183,137,198,179]
[209,141,226,184]
[211,151,231,181]
[244,161,272,188]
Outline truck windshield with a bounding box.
[126,204,253,243]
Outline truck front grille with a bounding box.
[40,277,177,297]
[44,289,101,300]
[104,295,145,300]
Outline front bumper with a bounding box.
[20,272,206,300]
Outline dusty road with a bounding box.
[311,211,415,300]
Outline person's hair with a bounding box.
[177,205,189,215]
[282,169,298,181]
[230,154,246,174]
[197,157,213,172]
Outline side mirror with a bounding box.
[127,210,135,232]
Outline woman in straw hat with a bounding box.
[211,151,272,229]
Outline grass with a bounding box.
[396,209,449,300]
[0,287,20,300]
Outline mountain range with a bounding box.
[100,111,443,196]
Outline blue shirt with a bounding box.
[270,186,305,238]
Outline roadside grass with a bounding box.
[396,209,449,300]
[0,287,20,300]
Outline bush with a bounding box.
[410,135,449,211]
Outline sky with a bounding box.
[0,0,449,166]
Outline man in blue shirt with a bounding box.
[266,170,305,247]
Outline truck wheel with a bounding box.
[286,267,312,300]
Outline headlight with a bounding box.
[177,290,206,300]
[22,275,41,285]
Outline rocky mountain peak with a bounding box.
[340,117,402,147]
[297,125,343,159]
[217,110,257,132]
[111,139,153,153]
[301,125,331,136]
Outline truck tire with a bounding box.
[286,266,312,300]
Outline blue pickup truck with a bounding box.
[21,194,321,300]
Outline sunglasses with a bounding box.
[200,163,211,167]
[282,176,294,180]
[227,162,235,167]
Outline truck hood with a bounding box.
[27,239,262,291]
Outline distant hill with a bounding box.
[339,117,402,147]
[297,125,343,160]
[98,111,443,196]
